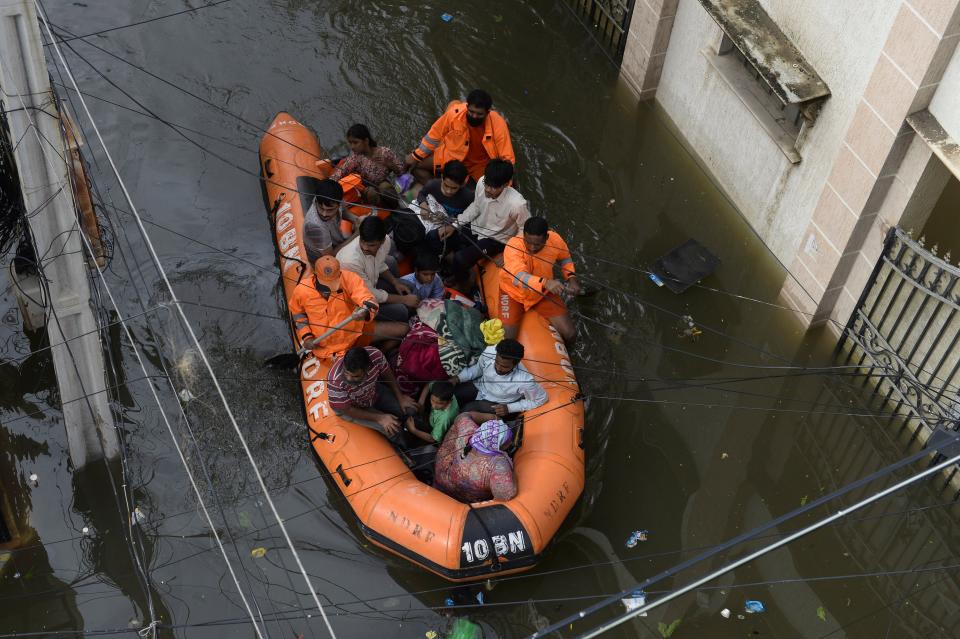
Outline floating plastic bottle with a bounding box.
[649,273,664,287]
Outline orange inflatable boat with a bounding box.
[259,113,585,581]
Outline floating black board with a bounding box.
[650,239,720,294]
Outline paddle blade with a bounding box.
[264,352,302,369]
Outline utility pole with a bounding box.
[0,0,118,466]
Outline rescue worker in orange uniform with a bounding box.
[499,217,581,344]
[404,89,515,184]
[290,256,407,359]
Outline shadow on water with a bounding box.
[71,462,174,636]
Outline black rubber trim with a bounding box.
[359,522,543,580]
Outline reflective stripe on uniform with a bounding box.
[417,142,431,155]
[513,271,534,289]
[558,257,574,268]
[423,135,439,146]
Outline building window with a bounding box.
[698,0,830,164]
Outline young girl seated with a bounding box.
[329,124,404,208]
[406,380,458,444]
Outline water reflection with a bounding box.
[2,0,957,636]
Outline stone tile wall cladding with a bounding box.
[782,1,960,330]
[621,0,679,99]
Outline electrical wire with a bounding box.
[36,4,338,634]
[47,0,237,44]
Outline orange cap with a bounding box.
[313,256,342,289]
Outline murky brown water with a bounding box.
[2,1,960,637]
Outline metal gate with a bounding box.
[562,0,636,64]
[838,226,960,447]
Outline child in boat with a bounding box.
[329,124,405,207]
[406,380,459,444]
[399,252,444,302]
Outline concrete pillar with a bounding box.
[620,0,678,100]
[781,0,960,329]
[0,0,118,466]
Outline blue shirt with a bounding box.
[400,272,444,301]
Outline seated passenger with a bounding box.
[449,338,547,419]
[434,414,517,503]
[303,179,358,264]
[290,256,406,359]
[404,89,515,185]
[329,346,419,438]
[406,380,459,444]
[500,217,580,344]
[329,124,404,208]
[417,160,474,256]
[400,252,444,302]
[337,216,418,321]
[436,159,529,278]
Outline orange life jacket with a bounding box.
[499,231,576,310]
[289,270,377,359]
[412,101,515,178]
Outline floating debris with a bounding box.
[745,600,766,614]
[29,473,38,487]
[606,198,616,207]
[625,530,649,548]
[649,273,665,287]
[131,507,146,525]
[250,547,267,558]
[621,589,647,616]
[720,608,731,618]
[817,606,827,621]
[441,13,453,22]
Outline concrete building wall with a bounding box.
[929,46,960,140]
[649,0,901,265]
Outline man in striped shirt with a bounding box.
[329,346,419,438]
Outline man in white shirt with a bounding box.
[337,216,418,322]
[435,159,530,278]
[449,338,548,419]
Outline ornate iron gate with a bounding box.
[838,227,960,447]
[563,0,636,64]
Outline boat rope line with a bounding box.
[567,443,960,638]
[46,0,238,45]
[1,76,162,633]
[531,424,960,637]
[34,3,339,637]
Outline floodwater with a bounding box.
[2,0,960,637]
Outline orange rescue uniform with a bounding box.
[412,101,515,181]
[498,231,576,326]
[289,270,378,359]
